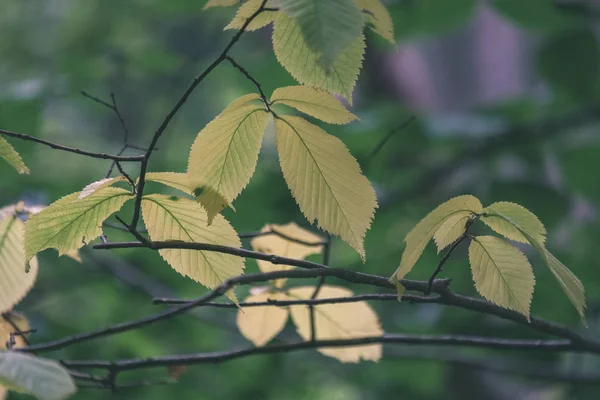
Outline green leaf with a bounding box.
[187,99,269,224]
[145,172,194,196]
[390,195,482,282]
[355,0,395,43]
[272,13,365,104]
[542,248,586,322]
[0,214,38,313]
[0,351,76,400]
[480,202,546,245]
[433,213,470,253]
[274,115,377,259]
[0,137,29,175]
[271,85,358,125]
[141,194,244,301]
[390,0,476,38]
[275,0,363,69]
[491,0,573,32]
[224,0,279,31]
[25,188,133,260]
[469,236,535,319]
[537,29,599,101]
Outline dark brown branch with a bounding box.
[309,234,332,341]
[363,115,415,167]
[225,56,271,111]
[2,313,32,347]
[240,228,325,246]
[0,129,144,162]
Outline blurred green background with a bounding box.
[1,0,600,398]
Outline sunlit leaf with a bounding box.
[433,213,470,253]
[390,195,482,282]
[468,236,535,319]
[355,0,395,43]
[275,116,377,259]
[271,86,358,125]
[250,222,323,288]
[24,188,133,261]
[481,202,546,245]
[0,137,29,175]
[225,0,279,31]
[0,215,39,313]
[275,0,363,69]
[272,13,365,104]
[63,249,82,263]
[288,285,382,363]
[78,176,126,199]
[0,351,76,400]
[145,172,194,196]
[187,101,269,224]
[237,292,290,346]
[141,194,244,301]
[203,0,242,10]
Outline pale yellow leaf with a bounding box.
[204,0,241,9]
[237,292,290,346]
[271,86,358,125]
[0,137,29,175]
[63,249,82,263]
[468,236,535,319]
[221,93,263,113]
[78,176,126,199]
[0,215,39,313]
[141,194,244,302]
[391,195,483,282]
[433,213,470,253]
[275,116,377,259]
[355,0,395,43]
[0,312,30,350]
[481,202,546,245]
[225,0,279,31]
[288,285,382,363]
[187,102,269,224]
[145,172,194,196]
[250,222,323,288]
[24,188,133,261]
[272,13,365,104]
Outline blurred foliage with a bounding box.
[1,0,600,399]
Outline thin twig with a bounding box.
[363,116,416,167]
[226,56,271,111]
[240,229,325,246]
[2,313,33,347]
[309,234,332,341]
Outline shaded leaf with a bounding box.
[275,116,377,259]
[141,194,244,301]
[237,292,290,346]
[0,351,76,400]
[0,137,29,175]
[250,222,323,288]
[355,0,395,43]
[289,285,382,363]
[542,248,586,322]
[275,0,363,69]
[469,236,535,319]
[390,195,482,282]
[188,101,269,224]
[24,188,133,260]
[272,13,365,104]
[481,202,546,245]
[433,213,470,253]
[271,86,358,125]
[225,0,279,31]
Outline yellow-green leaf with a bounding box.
[391,195,482,282]
[274,116,377,259]
[188,102,269,224]
[481,202,546,245]
[203,0,241,9]
[145,172,194,196]
[250,222,323,288]
[271,86,358,125]
[225,0,279,31]
[25,188,133,260]
[0,137,29,175]
[275,0,363,69]
[288,285,382,363]
[0,216,38,313]
[272,13,365,104]
[0,351,76,400]
[433,213,470,253]
[236,292,290,346]
[468,236,535,319]
[543,248,586,321]
[78,176,126,199]
[141,194,244,301]
[355,0,395,43]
